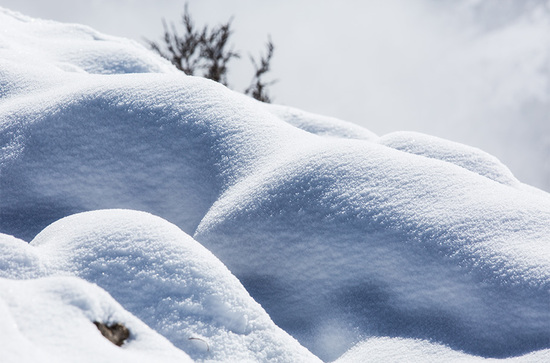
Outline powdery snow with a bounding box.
[30,209,319,362]
[265,103,378,141]
[0,7,549,363]
[335,337,550,363]
[378,131,521,187]
[0,275,193,363]
[194,135,550,360]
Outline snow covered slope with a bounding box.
[1,7,549,362]
[0,275,194,363]
[31,210,319,362]
[0,211,318,362]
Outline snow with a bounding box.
[265,103,378,140]
[194,135,550,360]
[1,7,549,363]
[0,275,193,363]
[378,131,521,187]
[29,209,319,362]
[335,337,550,363]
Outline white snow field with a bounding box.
[1,7,549,363]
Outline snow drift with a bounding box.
[0,210,318,362]
[0,274,194,363]
[1,7,549,362]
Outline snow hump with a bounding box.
[1,7,550,363]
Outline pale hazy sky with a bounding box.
[2,0,550,191]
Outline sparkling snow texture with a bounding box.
[1,7,549,363]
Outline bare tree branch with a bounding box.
[146,2,275,102]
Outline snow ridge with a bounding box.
[1,7,549,363]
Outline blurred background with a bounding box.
[2,0,549,191]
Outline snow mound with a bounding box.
[195,137,550,360]
[20,209,317,363]
[266,103,378,140]
[379,131,520,186]
[0,276,192,363]
[1,7,550,362]
[335,337,550,363]
[0,8,176,76]
[0,5,309,241]
[0,233,43,279]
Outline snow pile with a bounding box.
[0,275,193,363]
[335,337,550,363]
[0,211,318,362]
[30,209,319,362]
[194,134,550,360]
[0,8,176,76]
[1,7,549,362]
[378,131,521,187]
[265,103,378,140]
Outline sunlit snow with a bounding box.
[0,7,549,363]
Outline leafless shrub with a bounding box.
[146,3,275,102]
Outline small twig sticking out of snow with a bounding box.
[189,336,210,352]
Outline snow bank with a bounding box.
[29,209,319,362]
[0,233,43,279]
[1,7,549,362]
[0,8,177,76]
[0,211,319,362]
[265,103,378,140]
[194,135,550,360]
[0,276,193,363]
[335,337,550,363]
[379,131,520,186]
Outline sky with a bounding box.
[1,0,549,191]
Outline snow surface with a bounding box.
[29,209,319,362]
[335,337,550,363]
[1,7,549,362]
[0,274,194,363]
